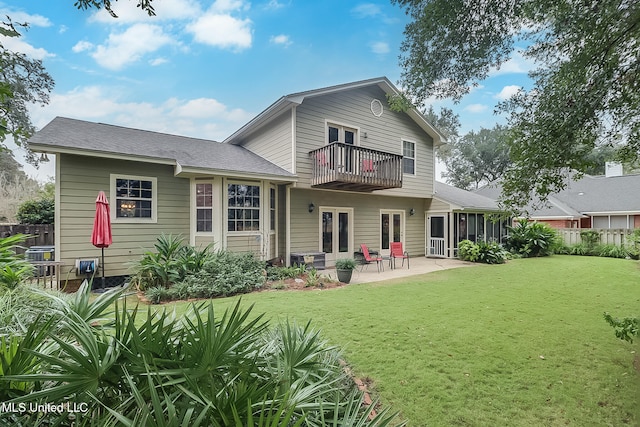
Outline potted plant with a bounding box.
[335,258,357,284]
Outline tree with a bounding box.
[392,0,640,211]
[441,125,511,190]
[0,152,41,223]
[0,20,54,164]
[73,0,156,17]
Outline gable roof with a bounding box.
[28,117,296,181]
[223,76,445,145]
[476,173,640,218]
[434,181,500,211]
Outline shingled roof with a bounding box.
[28,117,296,180]
[434,181,500,211]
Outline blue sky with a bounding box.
[2,0,534,181]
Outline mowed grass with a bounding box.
[145,256,640,426]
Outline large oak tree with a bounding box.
[393,0,640,211]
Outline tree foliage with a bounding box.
[441,125,511,190]
[393,0,640,211]
[0,19,54,164]
[73,0,156,17]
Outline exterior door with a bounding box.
[320,207,353,264]
[380,210,404,256]
[427,214,447,257]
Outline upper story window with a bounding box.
[403,140,416,175]
[228,183,260,232]
[196,182,213,233]
[111,174,157,222]
[328,123,357,145]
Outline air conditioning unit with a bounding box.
[75,258,99,274]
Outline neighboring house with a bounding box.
[29,77,494,284]
[429,181,511,258]
[476,168,640,230]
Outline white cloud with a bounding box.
[0,35,52,60]
[211,0,250,13]
[463,104,488,113]
[187,13,252,50]
[149,57,169,66]
[352,3,382,18]
[270,34,292,47]
[91,24,174,70]
[72,40,94,53]
[30,86,253,143]
[265,0,287,10]
[489,49,536,76]
[370,41,389,54]
[495,85,522,101]
[0,10,52,27]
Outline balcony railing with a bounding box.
[309,142,403,192]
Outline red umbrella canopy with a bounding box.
[91,191,112,248]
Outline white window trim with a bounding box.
[325,120,360,146]
[226,180,263,235]
[402,139,417,176]
[193,179,215,236]
[110,174,157,223]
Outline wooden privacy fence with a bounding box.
[556,228,632,246]
[0,224,54,255]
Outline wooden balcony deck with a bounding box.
[309,143,403,192]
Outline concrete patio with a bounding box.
[333,256,477,285]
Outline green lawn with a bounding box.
[150,256,640,426]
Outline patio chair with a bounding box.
[360,243,384,272]
[390,241,409,269]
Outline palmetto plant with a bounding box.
[0,234,34,290]
[0,283,404,426]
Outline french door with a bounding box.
[380,210,404,256]
[320,207,353,264]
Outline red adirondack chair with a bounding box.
[390,241,409,269]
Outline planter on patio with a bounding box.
[335,258,357,284]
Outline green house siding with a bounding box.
[289,188,427,263]
[294,85,435,197]
[58,154,190,279]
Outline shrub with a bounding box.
[458,240,507,264]
[16,197,54,224]
[0,234,34,290]
[569,243,594,256]
[505,221,559,257]
[594,244,629,259]
[0,285,403,426]
[579,230,601,247]
[147,250,266,303]
[625,229,640,260]
[130,234,214,291]
[458,239,480,262]
[266,264,306,281]
[477,241,507,264]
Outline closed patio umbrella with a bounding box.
[91,191,112,290]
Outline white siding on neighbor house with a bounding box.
[238,110,293,173]
[295,85,435,198]
[289,188,428,263]
[58,154,190,278]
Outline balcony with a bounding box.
[309,142,403,192]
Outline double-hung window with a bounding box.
[196,182,213,232]
[111,174,157,222]
[228,183,260,232]
[403,140,416,175]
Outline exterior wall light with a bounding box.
[309,203,315,213]
[409,208,415,216]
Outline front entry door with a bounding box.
[427,214,447,257]
[320,207,353,264]
[380,210,404,256]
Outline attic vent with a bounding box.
[370,99,383,117]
